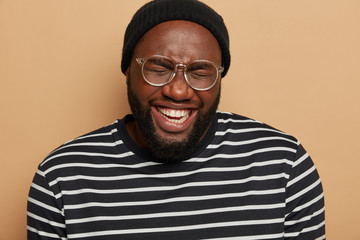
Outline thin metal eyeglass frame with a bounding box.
[136,55,224,91]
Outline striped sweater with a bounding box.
[27,111,325,239]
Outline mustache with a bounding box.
[150,96,203,107]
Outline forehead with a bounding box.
[133,20,221,63]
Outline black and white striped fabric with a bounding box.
[27,111,325,239]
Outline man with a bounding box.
[27,0,325,239]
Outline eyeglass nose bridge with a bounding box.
[169,62,191,84]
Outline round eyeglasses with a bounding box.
[136,55,224,91]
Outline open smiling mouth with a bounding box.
[156,107,191,124]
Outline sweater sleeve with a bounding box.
[27,168,67,239]
[284,143,325,239]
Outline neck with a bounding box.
[125,118,148,150]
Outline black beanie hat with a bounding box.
[121,0,230,77]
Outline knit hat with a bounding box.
[121,0,230,77]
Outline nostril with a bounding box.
[161,75,195,102]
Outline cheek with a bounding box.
[200,81,221,107]
[128,64,142,87]
[129,67,159,105]
[198,90,219,111]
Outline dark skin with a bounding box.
[125,20,222,151]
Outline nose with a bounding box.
[161,69,195,101]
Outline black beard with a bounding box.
[127,77,220,163]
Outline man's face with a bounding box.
[126,20,222,162]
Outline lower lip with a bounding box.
[151,106,197,133]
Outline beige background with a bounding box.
[1,0,359,239]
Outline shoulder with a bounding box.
[37,120,126,176]
[212,111,300,163]
[215,111,297,142]
[48,120,120,155]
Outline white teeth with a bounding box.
[170,109,176,117]
[157,107,191,124]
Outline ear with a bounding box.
[125,67,130,85]
[125,72,129,84]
